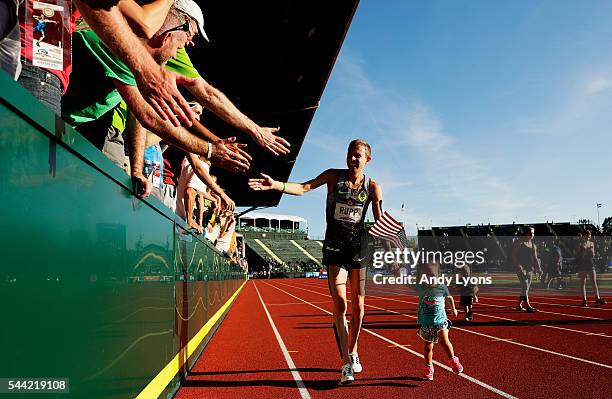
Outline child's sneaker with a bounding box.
[447,356,464,374]
[349,352,362,373]
[339,363,354,385]
[423,365,434,381]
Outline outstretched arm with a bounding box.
[118,0,173,39]
[187,78,290,155]
[74,0,197,126]
[185,153,236,211]
[116,82,251,173]
[248,169,337,196]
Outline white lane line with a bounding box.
[253,282,311,399]
[287,281,612,370]
[471,311,612,338]
[366,284,606,320]
[267,301,333,306]
[265,282,518,399]
[478,296,612,311]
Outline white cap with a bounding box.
[174,0,209,42]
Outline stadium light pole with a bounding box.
[596,203,602,228]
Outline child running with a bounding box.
[416,262,463,381]
[459,265,479,321]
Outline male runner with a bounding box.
[248,139,385,384]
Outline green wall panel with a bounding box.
[0,73,245,398]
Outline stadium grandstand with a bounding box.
[238,212,323,277]
[417,221,611,274]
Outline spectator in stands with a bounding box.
[62,6,252,174]
[216,212,236,253]
[0,0,20,79]
[74,0,198,126]
[511,226,541,312]
[576,230,606,306]
[248,139,385,384]
[12,0,81,114]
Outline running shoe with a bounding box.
[423,365,434,381]
[447,356,464,374]
[340,363,354,385]
[595,298,606,305]
[525,307,538,313]
[465,310,473,321]
[515,305,526,311]
[349,352,362,373]
[582,300,588,307]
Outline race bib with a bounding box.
[334,203,362,223]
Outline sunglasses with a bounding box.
[159,18,195,39]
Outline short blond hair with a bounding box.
[348,139,371,158]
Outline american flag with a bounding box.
[368,211,409,249]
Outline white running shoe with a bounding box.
[340,363,354,384]
[349,352,362,373]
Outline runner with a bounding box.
[576,230,606,306]
[511,226,541,312]
[248,139,384,384]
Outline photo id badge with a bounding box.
[30,1,66,70]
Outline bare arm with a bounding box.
[116,82,251,173]
[185,153,236,211]
[118,0,173,39]
[126,111,152,198]
[74,0,196,126]
[187,78,290,155]
[370,180,384,221]
[248,169,337,196]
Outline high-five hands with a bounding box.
[248,173,276,191]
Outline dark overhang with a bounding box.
[188,0,360,207]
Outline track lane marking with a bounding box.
[264,281,518,399]
[369,284,606,320]
[477,295,612,311]
[253,281,311,399]
[287,281,612,370]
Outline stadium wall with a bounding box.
[0,72,246,398]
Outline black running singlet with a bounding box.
[324,169,372,245]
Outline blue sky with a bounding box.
[249,0,612,238]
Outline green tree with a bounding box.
[602,217,612,235]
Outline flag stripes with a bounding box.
[368,211,409,248]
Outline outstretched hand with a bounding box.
[210,137,252,173]
[252,127,290,156]
[137,67,198,127]
[248,173,276,191]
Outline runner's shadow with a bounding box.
[189,367,336,376]
[306,376,421,390]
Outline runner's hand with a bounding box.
[248,173,276,191]
[137,66,197,127]
[451,308,458,318]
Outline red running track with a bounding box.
[175,278,612,399]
